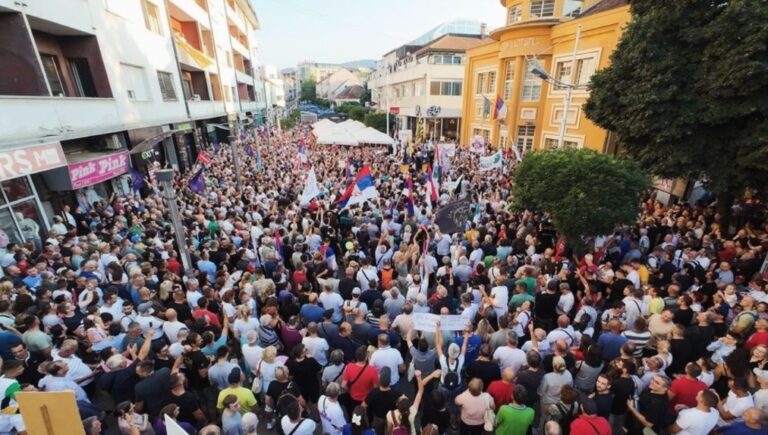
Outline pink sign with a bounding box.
[69,151,129,189]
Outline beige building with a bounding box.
[316,69,363,100]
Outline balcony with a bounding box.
[0,96,120,144]
[167,0,210,31]
[230,36,249,58]
[225,1,246,32]
[174,34,215,72]
[189,99,227,119]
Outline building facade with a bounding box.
[316,69,363,101]
[459,0,629,153]
[0,0,264,247]
[297,62,342,87]
[368,32,486,140]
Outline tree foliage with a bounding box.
[512,149,650,248]
[281,109,300,130]
[300,79,316,102]
[584,0,768,205]
[363,112,388,133]
[348,106,368,121]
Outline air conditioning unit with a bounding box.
[192,94,202,101]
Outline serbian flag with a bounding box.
[493,95,507,121]
[337,165,379,209]
[197,151,212,166]
[426,168,439,202]
[405,177,415,217]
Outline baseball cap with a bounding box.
[753,367,768,379]
[581,398,598,415]
[352,287,361,295]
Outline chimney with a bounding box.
[480,22,488,38]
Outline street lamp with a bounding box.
[529,25,585,149]
[155,169,193,278]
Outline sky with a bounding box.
[251,0,507,69]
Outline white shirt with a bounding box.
[318,395,346,435]
[302,336,330,366]
[490,285,509,317]
[469,248,484,267]
[675,407,719,435]
[242,344,263,372]
[162,320,188,344]
[623,296,647,327]
[318,291,344,323]
[492,345,527,372]
[52,351,94,386]
[370,347,404,386]
[136,314,165,339]
[556,292,575,316]
[356,266,378,292]
[281,415,316,435]
[547,326,576,347]
[718,391,754,426]
[186,290,203,308]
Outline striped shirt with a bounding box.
[622,329,652,358]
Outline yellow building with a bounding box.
[460,0,630,153]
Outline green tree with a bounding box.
[281,109,300,130]
[363,112,388,133]
[584,0,768,227]
[512,149,650,251]
[300,79,316,102]
[336,102,362,114]
[348,106,368,121]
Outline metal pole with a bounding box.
[229,118,243,194]
[156,169,193,278]
[558,25,581,149]
[385,65,390,136]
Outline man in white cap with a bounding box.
[136,302,165,341]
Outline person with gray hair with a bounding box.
[544,420,562,435]
[383,287,405,321]
[493,330,527,373]
[322,349,346,390]
[303,322,330,366]
[318,382,346,435]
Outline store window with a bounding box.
[0,176,47,245]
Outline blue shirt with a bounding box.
[197,260,217,284]
[597,332,627,362]
[719,422,766,435]
[22,275,42,289]
[300,304,325,324]
[455,334,482,362]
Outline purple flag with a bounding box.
[245,143,254,157]
[129,167,144,192]
[212,142,221,154]
[188,167,206,193]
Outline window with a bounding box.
[68,58,97,97]
[472,128,490,143]
[475,99,484,118]
[530,0,556,18]
[476,72,485,94]
[507,5,523,24]
[563,0,584,17]
[121,63,150,101]
[431,54,462,65]
[430,81,462,96]
[517,125,535,153]
[503,60,515,101]
[182,72,193,100]
[553,60,572,90]
[544,138,579,149]
[486,71,496,94]
[157,71,177,101]
[574,57,596,86]
[499,130,509,149]
[521,69,541,101]
[40,54,66,97]
[141,0,163,35]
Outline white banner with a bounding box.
[412,313,469,332]
[469,136,486,154]
[478,151,503,172]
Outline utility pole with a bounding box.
[155,169,193,278]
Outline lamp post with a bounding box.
[227,113,243,194]
[530,25,582,149]
[155,169,193,278]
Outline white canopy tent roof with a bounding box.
[312,119,391,146]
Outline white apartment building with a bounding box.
[316,69,362,100]
[368,33,486,140]
[0,0,264,246]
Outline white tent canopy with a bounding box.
[312,119,391,146]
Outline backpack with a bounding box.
[390,410,409,435]
[379,267,394,290]
[443,358,460,390]
[553,402,577,435]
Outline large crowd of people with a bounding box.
[0,123,767,435]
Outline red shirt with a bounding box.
[166,258,183,275]
[193,308,221,328]
[571,416,611,435]
[745,330,768,350]
[487,380,515,410]
[342,363,379,402]
[669,376,707,410]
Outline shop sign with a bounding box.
[0,142,66,181]
[69,151,129,189]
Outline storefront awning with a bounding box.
[130,128,191,155]
[0,142,66,182]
